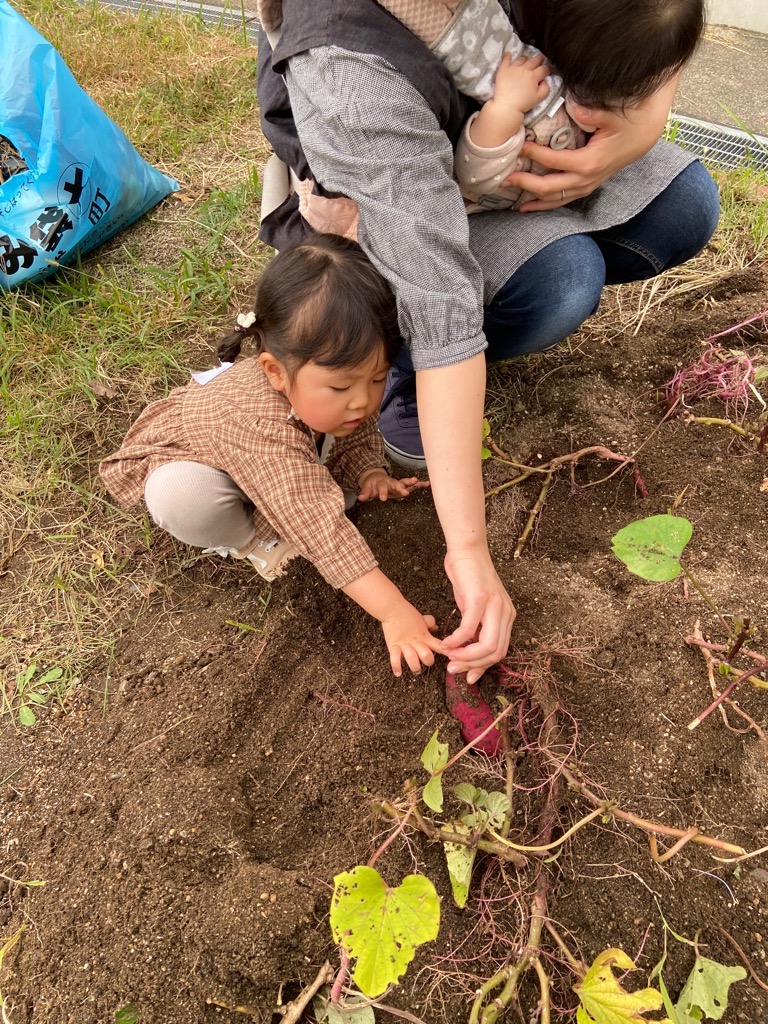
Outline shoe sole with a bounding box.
[383,438,427,472]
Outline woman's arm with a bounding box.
[505,72,683,211]
[418,354,516,680]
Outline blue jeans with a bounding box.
[482,160,720,359]
[393,160,719,373]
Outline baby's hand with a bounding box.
[381,604,444,677]
[493,51,550,115]
[358,468,430,502]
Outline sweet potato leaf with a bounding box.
[330,866,440,998]
[611,515,693,582]
[421,729,449,812]
[575,948,672,1024]
[443,823,475,908]
[675,956,746,1022]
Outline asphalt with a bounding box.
[679,23,768,135]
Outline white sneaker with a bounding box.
[201,545,238,559]
[201,539,299,581]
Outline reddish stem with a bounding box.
[688,666,756,731]
[330,946,350,1005]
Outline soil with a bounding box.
[2,266,768,1024]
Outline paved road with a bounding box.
[680,24,768,134]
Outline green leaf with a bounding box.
[611,515,693,582]
[330,866,440,998]
[482,419,492,460]
[443,824,475,908]
[675,956,746,1022]
[460,810,486,830]
[36,668,64,685]
[484,792,511,829]
[115,1005,140,1024]
[16,664,36,688]
[312,987,375,1024]
[657,969,684,1024]
[575,948,672,1024]
[18,705,37,727]
[454,782,480,805]
[423,776,444,813]
[421,729,449,813]
[25,692,48,705]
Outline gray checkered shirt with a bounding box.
[286,46,694,371]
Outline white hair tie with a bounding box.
[236,311,257,331]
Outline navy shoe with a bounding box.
[378,364,426,471]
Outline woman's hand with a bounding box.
[441,546,516,684]
[505,73,682,211]
[417,355,516,683]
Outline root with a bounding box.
[273,961,334,1024]
[483,443,635,558]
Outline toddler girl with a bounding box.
[100,234,441,677]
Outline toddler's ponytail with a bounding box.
[217,311,261,363]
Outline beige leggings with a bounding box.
[144,459,357,553]
[144,462,258,553]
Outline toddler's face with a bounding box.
[281,347,390,436]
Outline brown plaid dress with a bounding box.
[99,358,387,588]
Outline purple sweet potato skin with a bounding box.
[445,669,503,757]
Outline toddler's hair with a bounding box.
[218,234,402,372]
[526,0,704,109]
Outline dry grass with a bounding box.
[1,0,271,723]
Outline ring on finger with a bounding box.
[561,189,566,201]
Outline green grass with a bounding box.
[0,0,271,712]
[15,0,259,166]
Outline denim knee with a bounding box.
[596,161,721,285]
[483,234,606,361]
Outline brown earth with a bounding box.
[2,265,768,1024]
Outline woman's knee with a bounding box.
[666,160,721,260]
[484,235,606,360]
[597,161,721,284]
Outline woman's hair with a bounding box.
[217,234,402,373]
[517,0,704,108]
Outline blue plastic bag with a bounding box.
[0,0,178,288]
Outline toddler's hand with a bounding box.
[381,605,443,677]
[493,52,550,115]
[358,468,430,502]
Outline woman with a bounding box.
[256,0,719,686]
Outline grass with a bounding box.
[2,0,768,727]
[1,0,271,714]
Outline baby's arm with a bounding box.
[469,52,549,148]
[343,569,444,677]
[506,70,684,210]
